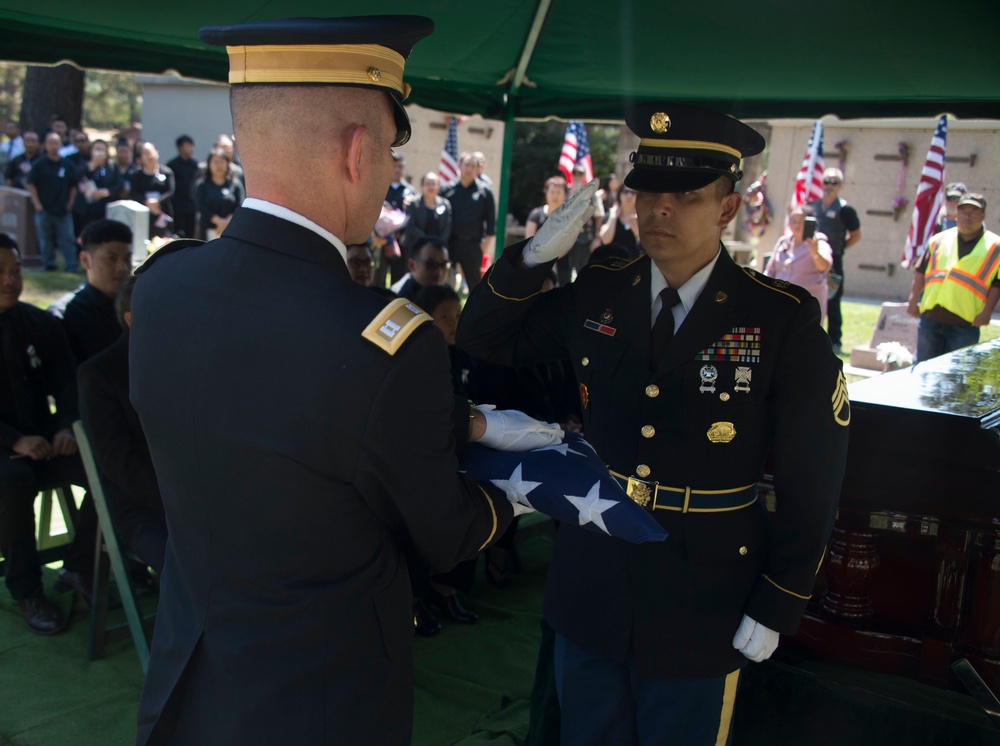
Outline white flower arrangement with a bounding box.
[875,341,914,370]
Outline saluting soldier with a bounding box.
[458,102,850,746]
[128,17,558,746]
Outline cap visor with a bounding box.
[624,168,724,194]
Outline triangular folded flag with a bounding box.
[459,432,668,544]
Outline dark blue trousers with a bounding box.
[554,633,740,746]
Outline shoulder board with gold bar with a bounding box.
[362,297,432,356]
[133,239,205,275]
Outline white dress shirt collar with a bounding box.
[242,198,348,265]
[649,248,722,330]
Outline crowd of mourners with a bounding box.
[0,114,641,639]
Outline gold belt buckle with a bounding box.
[626,477,658,508]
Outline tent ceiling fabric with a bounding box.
[1,1,998,120]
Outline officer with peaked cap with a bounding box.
[128,16,561,745]
[459,102,849,745]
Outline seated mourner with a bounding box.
[48,219,133,364]
[78,275,167,573]
[0,233,97,634]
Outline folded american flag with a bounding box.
[459,432,668,544]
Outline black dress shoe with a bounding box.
[430,591,479,625]
[54,569,94,608]
[18,589,69,635]
[413,600,442,637]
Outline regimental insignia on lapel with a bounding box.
[362,298,431,356]
[579,383,589,410]
[832,370,850,426]
[696,327,761,363]
[600,308,614,324]
[583,319,617,337]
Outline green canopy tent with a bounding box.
[2,0,998,243]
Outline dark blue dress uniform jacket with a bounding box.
[457,243,849,679]
[129,207,512,745]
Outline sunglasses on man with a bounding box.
[823,179,841,186]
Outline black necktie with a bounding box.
[651,287,682,365]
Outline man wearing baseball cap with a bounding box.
[459,102,849,745]
[127,16,563,745]
[908,192,1000,361]
[935,181,968,233]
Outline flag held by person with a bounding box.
[901,116,948,269]
[558,120,594,188]
[790,120,825,212]
[438,116,460,186]
[459,431,668,544]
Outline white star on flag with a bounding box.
[491,463,542,507]
[564,482,617,534]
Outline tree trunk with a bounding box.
[19,64,85,134]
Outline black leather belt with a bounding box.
[609,471,758,513]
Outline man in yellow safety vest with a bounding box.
[907,193,1000,362]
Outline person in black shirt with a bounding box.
[194,148,245,239]
[129,143,175,239]
[0,234,95,634]
[76,140,125,231]
[113,139,134,199]
[26,133,78,271]
[48,220,132,363]
[389,237,451,300]
[4,130,39,190]
[167,135,200,239]
[403,171,451,256]
[442,152,495,291]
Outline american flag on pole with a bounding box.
[558,120,594,188]
[901,116,948,269]
[790,120,825,211]
[438,116,460,185]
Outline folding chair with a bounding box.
[72,420,153,674]
[0,484,78,577]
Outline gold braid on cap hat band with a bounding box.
[639,138,742,160]
[227,43,410,99]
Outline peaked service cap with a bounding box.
[199,16,434,147]
[624,102,765,193]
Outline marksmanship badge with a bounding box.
[699,365,718,393]
[734,366,752,393]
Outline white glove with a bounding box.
[522,179,599,267]
[475,405,564,451]
[732,614,780,662]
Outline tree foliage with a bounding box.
[0,63,141,133]
[84,70,142,130]
[507,120,620,224]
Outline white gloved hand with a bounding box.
[475,405,564,451]
[522,179,600,267]
[732,614,780,662]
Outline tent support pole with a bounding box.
[495,101,517,253]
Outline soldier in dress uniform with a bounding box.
[128,17,558,746]
[458,102,850,746]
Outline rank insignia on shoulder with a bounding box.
[362,298,431,356]
[133,238,205,275]
[832,370,851,426]
[696,327,760,364]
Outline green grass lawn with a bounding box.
[20,268,83,309]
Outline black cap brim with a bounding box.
[624,168,726,194]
